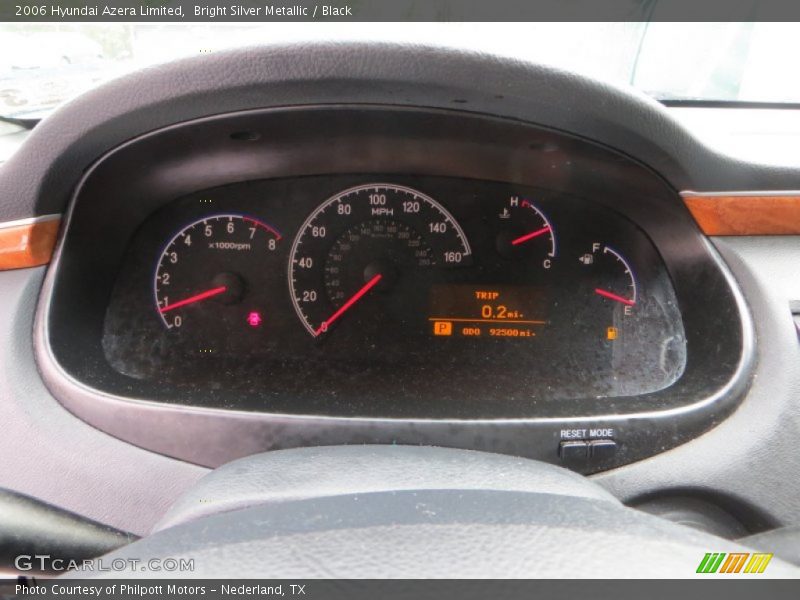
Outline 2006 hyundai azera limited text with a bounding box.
[1,22,800,579]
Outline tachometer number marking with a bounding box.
[153,214,282,330]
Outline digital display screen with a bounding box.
[429,284,547,339]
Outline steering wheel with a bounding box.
[72,446,799,578]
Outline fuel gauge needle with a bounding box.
[594,288,635,306]
[315,273,383,336]
[159,285,228,313]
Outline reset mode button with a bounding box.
[560,427,615,439]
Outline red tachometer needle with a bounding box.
[511,226,551,246]
[594,288,635,306]
[315,273,383,336]
[159,286,227,313]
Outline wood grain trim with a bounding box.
[0,217,61,270]
[683,193,800,236]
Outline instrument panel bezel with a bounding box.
[33,105,753,473]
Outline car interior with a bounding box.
[1,33,800,579]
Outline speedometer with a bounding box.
[289,184,471,337]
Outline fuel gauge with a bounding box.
[578,244,637,342]
[581,244,637,314]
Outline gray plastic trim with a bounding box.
[0,267,207,536]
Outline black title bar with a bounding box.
[4,0,800,22]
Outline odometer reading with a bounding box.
[289,184,472,337]
[429,284,547,339]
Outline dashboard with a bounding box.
[35,105,749,473]
[1,41,799,553]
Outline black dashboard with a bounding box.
[0,39,798,568]
[37,106,750,472]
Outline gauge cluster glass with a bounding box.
[153,214,282,338]
[102,175,686,418]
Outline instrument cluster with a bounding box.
[102,175,686,418]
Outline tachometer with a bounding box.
[289,184,471,337]
[154,214,282,332]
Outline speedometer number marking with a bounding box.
[288,184,472,337]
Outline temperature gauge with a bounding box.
[495,196,556,269]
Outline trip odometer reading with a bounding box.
[289,184,472,337]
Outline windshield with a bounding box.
[2,22,800,118]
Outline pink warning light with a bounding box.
[247,311,263,327]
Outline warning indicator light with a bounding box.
[433,321,453,336]
[606,326,618,340]
[247,311,263,327]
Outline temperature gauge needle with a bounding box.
[159,285,228,313]
[315,273,383,336]
[511,226,551,246]
[594,288,635,306]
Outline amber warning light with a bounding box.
[429,284,546,339]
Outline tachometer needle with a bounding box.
[315,273,383,336]
[511,226,551,246]
[159,285,228,313]
[594,288,635,306]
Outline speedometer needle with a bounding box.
[159,285,228,313]
[511,226,551,246]
[315,273,383,336]
[594,288,635,306]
